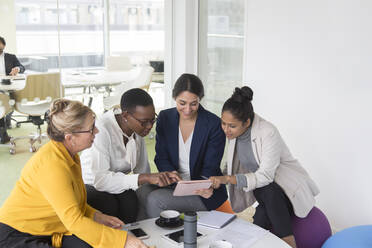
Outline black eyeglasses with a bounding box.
[72,122,96,135]
[128,113,157,127]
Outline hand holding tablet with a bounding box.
[173,180,212,196]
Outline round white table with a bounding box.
[128,212,290,248]
[0,77,26,92]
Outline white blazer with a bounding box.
[227,114,319,217]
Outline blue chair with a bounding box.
[322,225,372,248]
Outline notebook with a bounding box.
[198,210,236,229]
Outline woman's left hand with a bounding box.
[94,211,124,229]
[194,187,213,199]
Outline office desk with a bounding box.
[130,212,290,248]
[0,76,26,92]
[62,68,141,89]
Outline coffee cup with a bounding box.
[209,240,233,248]
[159,210,180,225]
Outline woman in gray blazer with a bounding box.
[210,86,319,248]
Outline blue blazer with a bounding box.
[154,105,227,210]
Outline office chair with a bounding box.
[12,72,63,153]
[105,55,133,72]
[103,65,154,111]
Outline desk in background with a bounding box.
[62,67,141,89]
[0,75,26,92]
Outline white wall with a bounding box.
[244,0,372,230]
[0,0,17,53]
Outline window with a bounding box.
[109,0,164,66]
[198,0,245,115]
[14,0,164,73]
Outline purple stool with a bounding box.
[292,207,332,248]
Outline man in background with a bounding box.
[0,36,25,143]
[0,36,25,76]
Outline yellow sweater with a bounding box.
[0,140,127,248]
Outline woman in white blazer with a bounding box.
[210,86,319,248]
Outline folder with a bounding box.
[173,180,212,196]
[198,210,237,229]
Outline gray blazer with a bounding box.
[226,114,319,217]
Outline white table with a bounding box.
[130,212,290,248]
[62,67,141,89]
[0,76,26,92]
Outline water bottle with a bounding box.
[183,211,197,248]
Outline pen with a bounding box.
[201,176,209,180]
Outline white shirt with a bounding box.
[0,52,5,75]
[80,108,150,194]
[178,127,194,180]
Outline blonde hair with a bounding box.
[47,98,95,141]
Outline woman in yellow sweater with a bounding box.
[0,99,147,248]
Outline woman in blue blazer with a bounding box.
[144,73,228,218]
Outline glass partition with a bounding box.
[198,0,245,115]
[109,0,164,67]
[58,0,104,71]
[14,0,164,73]
[15,0,60,72]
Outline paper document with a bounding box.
[211,218,269,248]
[173,180,212,196]
[198,210,236,229]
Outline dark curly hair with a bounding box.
[120,88,154,113]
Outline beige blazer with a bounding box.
[227,114,320,217]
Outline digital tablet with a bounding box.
[161,229,205,245]
[173,180,212,196]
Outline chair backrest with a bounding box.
[14,72,63,103]
[216,200,235,214]
[0,93,12,119]
[113,65,154,94]
[128,65,154,91]
[105,56,133,72]
[103,66,154,111]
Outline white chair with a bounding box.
[92,55,134,104]
[0,93,16,154]
[12,72,63,153]
[103,66,154,111]
[105,55,133,72]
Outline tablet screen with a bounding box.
[165,229,203,243]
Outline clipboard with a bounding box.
[173,180,212,196]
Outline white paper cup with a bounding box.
[209,240,233,248]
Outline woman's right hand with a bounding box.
[94,211,124,229]
[124,234,148,248]
[209,176,229,189]
[146,171,181,187]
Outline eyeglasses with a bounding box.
[72,121,95,135]
[128,113,157,127]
